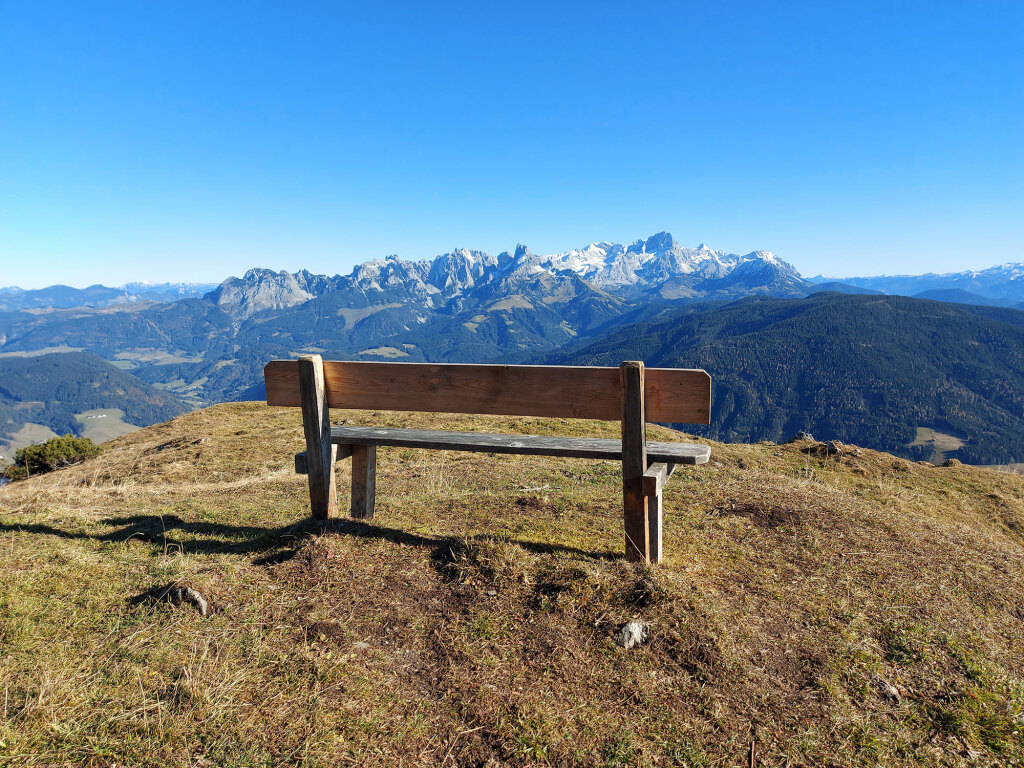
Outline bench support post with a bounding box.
[621,361,650,563]
[298,354,338,520]
[642,463,675,564]
[351,445,376,519]
[647,486,663,564]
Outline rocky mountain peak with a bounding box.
[634,231,677,253]
[205,233,811,319]
[207,268,315,319]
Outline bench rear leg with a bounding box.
[621,361,650,563]
[298,354,338,520]
[351,444,376,519]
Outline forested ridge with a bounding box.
[548,293,1024,464]
[0,352,187,442]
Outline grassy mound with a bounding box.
[0,403,1022,766]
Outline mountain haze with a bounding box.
[822,263,1024,305]
[0,282,217,311]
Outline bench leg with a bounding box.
[642,462,673,565]
[621,361,650,563]
[647,486,663,564]
[351,445,376,520]
[298,354,338,520]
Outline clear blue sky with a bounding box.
[1,1,1021,288]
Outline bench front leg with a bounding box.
[351,444,376,520]
[642,463,675,565]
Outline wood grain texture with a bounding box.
[328,426,710,464]
[645,367,712,424]
[298,355,337,519]
[264,360,711,424]
[621,361,649,563]
[350,445,376,520]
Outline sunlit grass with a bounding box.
[0,402,1022,766]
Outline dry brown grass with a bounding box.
[0,404,1022,767]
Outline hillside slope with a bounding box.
[0,352,188,462]
[547,293,1024,464]
[1,403,1022,766]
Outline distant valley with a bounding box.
[0,352,186,463]
[2,232,1024,464]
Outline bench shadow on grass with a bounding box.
[0,513,617,568]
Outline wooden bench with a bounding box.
[263,356,711,563]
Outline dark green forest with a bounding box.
[547,294,1024,465]
[0,352,187,443]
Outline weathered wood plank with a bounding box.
[298,355,337,519]
[294,444,352,475]
[645,368,711,425]
[326,426,711,464]
[621,361,649,563]
[350,445,376,520]
[265,360,711,424]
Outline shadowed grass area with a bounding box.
[0,402,1022,766]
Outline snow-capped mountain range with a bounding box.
[4,232,1023,318]
[2,231,1023,409]
[206,233,806,319]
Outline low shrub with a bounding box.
[2,434,100,481]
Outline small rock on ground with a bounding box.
[165,585,216,617]
[873,675,902,705]
[613,621,650,650]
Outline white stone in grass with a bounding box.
[613,621,650,649]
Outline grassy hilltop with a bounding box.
[1,403,1023,767]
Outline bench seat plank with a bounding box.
[328,425,711,465]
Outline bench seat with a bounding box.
[327,426,711,464]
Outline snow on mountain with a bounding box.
[123,281,217,294]
[206,233,807,318]
[525,233,797,296]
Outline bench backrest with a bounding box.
[264,359,711,424]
